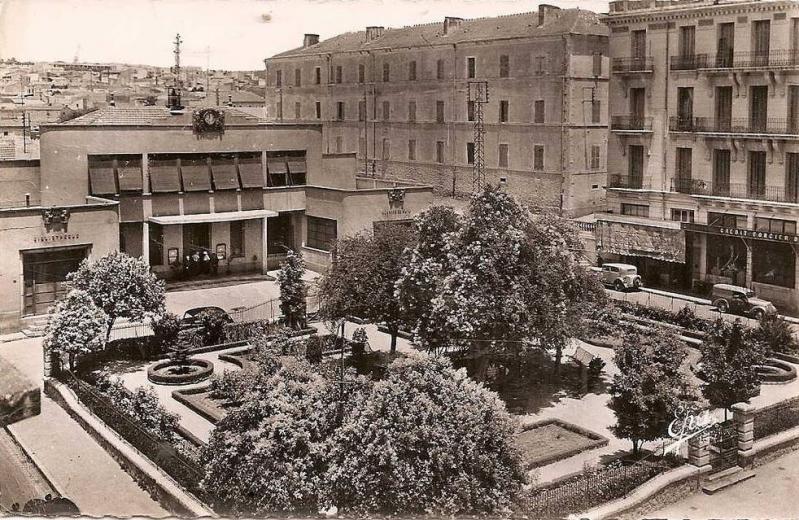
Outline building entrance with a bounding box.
[22,246,89,316]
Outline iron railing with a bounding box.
[612,56,654,73]
[608,174,648,190]
[669,177,799,203]
[669,116,799,136]
[610,115,653,131]
[671,49,799,71]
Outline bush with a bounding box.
[324,356,526,515]
[151,312,182,354]
[198,310,228,346]
[587,357,606,383]
[95,376,180,442]
[675,305,705,331]
[45,289,108,371]
[752,314,798,355]
[305,336,324,364]
[208,367,264,405]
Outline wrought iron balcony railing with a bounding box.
[610,115,653,132]
[670,177,799,203]
[609,174,649,190]
[612,56,654,74]
[669,117,799,136]
[670,50,799,71]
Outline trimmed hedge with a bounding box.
[517,418,609,469]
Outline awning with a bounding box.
[596,216,686,263]
[117,159,143,191]
[149,161,181,192]
[211,160,239,190]
[148,209,278,225]
[88,162,116,195]
[267,158,288,174]
[180,161,211,192]
[238,158,264,188]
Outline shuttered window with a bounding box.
[117,156,143,192]
[287,157,307,185]
[237,155,264,188]
[149,157,180,193]
[88,159,117,195]
[267,158,288,187]
[180,158,211,192]
[210,155,239,190]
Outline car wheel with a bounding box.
[752,309,765,321]
[715,299,729,313]
[633,278,642,290]
[614,280,625,292]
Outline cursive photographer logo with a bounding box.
[663,406,719,453]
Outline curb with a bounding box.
[2,424,64,499]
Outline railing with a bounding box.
[670,116,799,136]
[612,56,654,73]
[610,115,653,131]
[608,174,648,190]
[671,49,799,71]
[575,221,596,232]
[669,177,799,203]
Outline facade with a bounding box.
[264,6,610,217]
[602,0,799,311]
[0,105,432,333]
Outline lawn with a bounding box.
[515,419,608,469]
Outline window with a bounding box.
[749,150,767,198]
[408,139,416,160]
[592,99,601,123]
[499,54,509,78]
[467,56,476,78]
[294,68,301,87]
[750,85,768,132]
[787,152,799,202]
[467,142,475,165]
[436,100,445,123]
[358,63,365,83]
[315,101,321,119]
[408,101,416,122]
[533,145,544,171]
[671,208,695,223]
[675,148,692,193]
[275,69,282,87]
[621,203,650,218]
[534,99,545,124]
[359,138,366,157]
[336,101,345,120]
[628,145,644,187]
[708,211,747,229]
[754,241,795,288]
[230,221,245,257]
[436,141,445,163]
[499,100,509,123]
[535,56,545,75]
[752,19,771,64]
[314,67,321,84]
[382,138,390,160]
[590,145,601,170]
[294,101,301,119]
[409,60,417,80]
[592,52,602,76]
[467,101,475,121]
[383,62,390,82]
[631,30,646,59]
[335,136,343,153]
[499,144,509,168]
[679,25,696,58]
[358,100,366,122]
[713,149,730,195]
[382,100,390,121]
[754,217,797,235]
[306,216,337,251]
[335,65,343,84]
[436,59,444,80]
[677,87,694,125]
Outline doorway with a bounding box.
[22,246,89,316]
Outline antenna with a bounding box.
[467,81,489,192]
[173,33,183,89]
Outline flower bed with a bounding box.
[172,385,226,424]
[147,359,214,385]
[755,358,797,384]
[516,418,608,469]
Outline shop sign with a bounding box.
[597,220,686,263]
[682,223,799,244]
[33,233,80,244]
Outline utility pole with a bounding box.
[467,81,489,192]
[173,33,183,89]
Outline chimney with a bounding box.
[365,26,384,42]
[538,4,561,27]
[303,34,320,48]
[109,92,115,107]
[443,16,464,35]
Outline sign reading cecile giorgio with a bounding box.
[682,223,799,244]
[597,220,686,263]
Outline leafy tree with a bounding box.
[68,251,165,341]
[44,289,107,371]
[751,314,798,355]
[197,309,228,346]
[151,312,181,354]
[276,250,307,330]
[318,224,416,353]
[96,376,180,442]
[701,320,765,418]
[609,332,694,455]
[324,355,525,515]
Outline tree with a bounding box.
[276,250,307,330]
[751,314,798,355]
[609,332,694,455]
[324,355,525,515]
[68,252,165,341]
[97,376,180,442]
[151,312,181,354]
[318,224,416,353]
[701,320,765,419]
[44,290,107,371]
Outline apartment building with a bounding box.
[263,5,609,216]
[602,0,799,311]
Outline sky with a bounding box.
[0,0,609,70]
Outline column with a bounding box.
[745,241,753,286]
[141,153,150,194]
[687,431,711,469]
[268,217,269,274]
[142,221,150,266]
[732,402,755,467]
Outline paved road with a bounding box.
[0,428,54,512]
[649,449,799,519]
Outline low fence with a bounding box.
[521,460,669,518]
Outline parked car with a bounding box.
[711,283,777,320]
[600,263,643,291]
[180,306,233,329]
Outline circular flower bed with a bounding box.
[755,358,797,384]
[147,358,214,385]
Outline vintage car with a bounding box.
[180,306,234,329]
[711,283,778,320]
[599,263,643,291]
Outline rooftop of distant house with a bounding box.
[269,7,607,60]
[606,0,795,16]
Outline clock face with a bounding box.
[203,110,217,125]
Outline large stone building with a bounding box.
[0,105,432,333]
[264,5,609,217]
[600,0,799,311]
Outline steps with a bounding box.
[20,315,49,338]
[702,466,756,494]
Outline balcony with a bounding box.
[610,115,653,132]
[670,177,799,203]
[609,174,649,190]
[669,117,799,137]
[670,50,799,71]
[612,57,654,74]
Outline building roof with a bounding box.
[270,8,607,60]
[52,106,270,127]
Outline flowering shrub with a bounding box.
[45,289,107,371]
[324,356,526,515]
[95,376,180,442]
[151,312,182,355]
